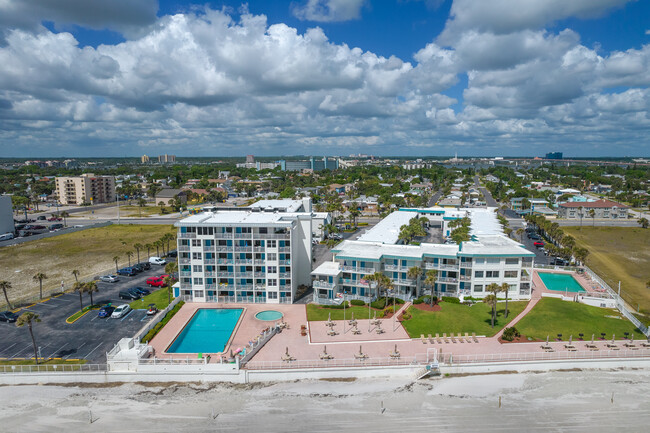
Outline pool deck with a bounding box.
[533,269,600,296]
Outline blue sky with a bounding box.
[0,0,649,157]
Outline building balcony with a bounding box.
[215,246,231,252]
[204,259,216,265]
[340,278,369,287]
[178,245,190,252]
[179,258,191,264]
[179,233,196,239]
[278,260,291,266]
[238,272,253,278]
[393,278,414,286]
[235,259,253,264]
[460,262,473,268]
[217,258,234,264]
[203,246,214,252]
[253,247,265,252]
[215,232,231,238]
[313,280,335,289]
[180,271,192,277]
[437,277,459,284]
[341,265,375,274]
[217,272,235,277]
[234,246,252,252]
[384,264,409,272]
[234,233,251,239]
[459,275,472,282]
[204,272,216,278]
[278,247,291,253]
[278,272,291,278]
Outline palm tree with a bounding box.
[588,209,596,226]
[73,282,85,311]
[165,261,178,276]
[137,198,147,217]
[133,243,143,263]
[363,272,393,300]
[126,251,134,267]
[16,312,41,364]
[573,247,589,265]
[33,272,48,299]
[145,243,153,259]
[483,294,498,328]
[638,217,649,229]
[407,266,422,298]
[0,281,13,310]
[500,282,510,318]
[154,240,162,257]
[113,255,120,272]
[424,269,438,306]
[71,269,80,283]
[85,281,99,306]
[578,206,584,227]
[349,207,361,228]
[164,275,176,305]
[59,210,70,227]
[164,233,175,254]
[158,201,165,213]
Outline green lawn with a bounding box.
[564,226,650,315]
[401,301,528,338]
[307,304,383,321]
[129,287,173,310]
[515,298,645,340]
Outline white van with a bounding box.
[149,256,166,265]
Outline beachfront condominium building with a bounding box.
[158,154,176,163]
[312,208,535,303]
[55,174,116,205]
[174,204,314,304]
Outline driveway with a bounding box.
[0,266,167,363]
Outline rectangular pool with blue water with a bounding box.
[167,308,243,354]
[538,272,585,293]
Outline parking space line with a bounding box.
[45,343,67,359]
[3,342,18,354]
[120,310,134,321]
[64,342,86,360]
[83,343,103,359]
[10,345,33,358]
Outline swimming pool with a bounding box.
[538,272,585,293]
[167,308,243,354]
[255,310,283,321]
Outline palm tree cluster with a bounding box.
[447,215,471,244]
[73,280,99,311]
[363,272,393,299]
[398,216,428,244]
[483,282,511,328]
[524,214,589,265]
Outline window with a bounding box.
[474,271,484,278]
[267,253,277,261]
[474,285,483,292]
[486,271,499,278]
[267,240,277,248]
[508,284,517,292]
[474,258,485,264]
[505,258,519,265]
[192,252,202,260]
[268,291,278,299]
[193,277,203,285]
[267,266,277,274]
[193,290,204,297]
[486,258,500,264]
[268,279,278,287]
[193,265,203,273]
[504,270,518,278]
[192,239,201,247]
[259,227,268,234]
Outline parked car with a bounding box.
[149,256,166,265]
[97,305,115,318]
[131,263,145,273]
[49,223,64,231]
[166,250,177,258]
[146,304,158,315]
[47,216,62,221]
[0,311,18,322]
[137,261,151,270]
[0,232,14,241]
[132,286,150,296]
[119,290,139,300]
[528,233,541,240]
[117,267,137,276]
[533,241,545,247]
[111,304,132,319]
[36,215,47,221]
[99,275,119,283]
[146,277,165,287]
[328,233,343,240]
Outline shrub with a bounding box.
[442,296,460,304]
[413,298,423,305]
[141,301,185,343]
[320,302,347,309]
[371,298,386,310]
[350,299,365,306]
[401,311,412,321]
[502,327,521,341]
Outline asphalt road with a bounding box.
[0,265,168,363]
[428,189,443,206]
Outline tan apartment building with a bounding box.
[55,174,116,205]
[558,199,628,220]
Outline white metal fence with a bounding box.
[443,348,650,364]
[0,364,107,373]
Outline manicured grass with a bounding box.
[564,227,650,315]
[0,224,176,308]
[401,301,528,338]
[129,287,173,310]
[306,304,383,321]
[515,298,645,340]
[66,304,100,323]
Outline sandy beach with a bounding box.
[1,369,649,432]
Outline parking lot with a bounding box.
[0,265,168,363]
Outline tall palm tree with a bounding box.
[363,272,393,300]
[59,210,69,227]
[407,266,422,298]
[33,272,48,299]
[500,282,510,318]
[154,240,161,257]
[424,269,438,306]
[85,281,99,306]
[126,251,134,267]
[73,282,85,311]
[16,312,41,364]
[113,255,120,272]
[164,233,175,254]
[137,198,147,217]
[145,243,153,259]
[71,269,80,283]
[0,281,13,310]
[588,209,596,226]
[133,243,143,263]
[483,294,498,328]
[164,276,174,305]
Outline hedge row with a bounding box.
[141,301,185,343]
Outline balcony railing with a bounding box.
[460,262,473,268]
[234,246,252,252]
[204,259,216,265]
[179,233,196,239]
[178,245,190,252]
[203,246,214,252]
[341,265,374,274]
[313,280,335,289]
[437,277,459,284]
[217,259,234,264]
[384,264,408,272]
[215,232,231,238]
[179,258,191,264]
[238,272,253,278]
[278,272,291,278]
[204,271,216,278]
[340,278,369,287]
[393,278,414,286]
[235,259,253,264]
[278,247,291,253]
[459,275,471,282]
[215,246,231,252]
[217,272,234,278]
[180,271,192,277]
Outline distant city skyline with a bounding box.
[1,1,649,157]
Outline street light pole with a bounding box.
[117,194,120,225]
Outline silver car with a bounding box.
[99,275,119,283]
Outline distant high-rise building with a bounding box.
[158,154,176,163]
[545,152,563,160]
[246,155,255,163]
[141,155,150,163]
[279,157,339,171]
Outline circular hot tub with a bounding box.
[255,310,284,321]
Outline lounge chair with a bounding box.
[436,333,442,344]
[319,346,333,360]
[421,334,427,344]
[585,334,598,350]
[327,329,338,336]
[606,338,619,349]
[641,338,650,348]
[464,332,471,343]
[389,344,400,359]
[624,340,637,349]
[428,334,435,344]
[472,332,479,343]
[565,335,576,351]
[541,335,553,351]
[450,333,457,343]
[443,333,450,343]
[354,345,368,360]
[457,333,465,343]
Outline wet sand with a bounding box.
[1,369,649,432]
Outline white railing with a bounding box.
[384,264,409,272]
[204,259,216,265]
[342,265,375,273]
[444,348,650,365]
[245,356,421,370]
[179,233,196,239]
[0,364,107,374]
[313,280,335,289]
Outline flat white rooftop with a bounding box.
[176,211,296,226]
[468,208,503,237]
[311,261,342,276]
[333,240,460,261]
[356,211,418,244]
[460,235,535,257]
[250,199,305,212]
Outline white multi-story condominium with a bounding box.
[174,209,313,304]
[312,208,535,303]
[55,173,115,205]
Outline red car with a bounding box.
[47,216,62,221]
[146,277,165,287]
[533,241,545,247]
